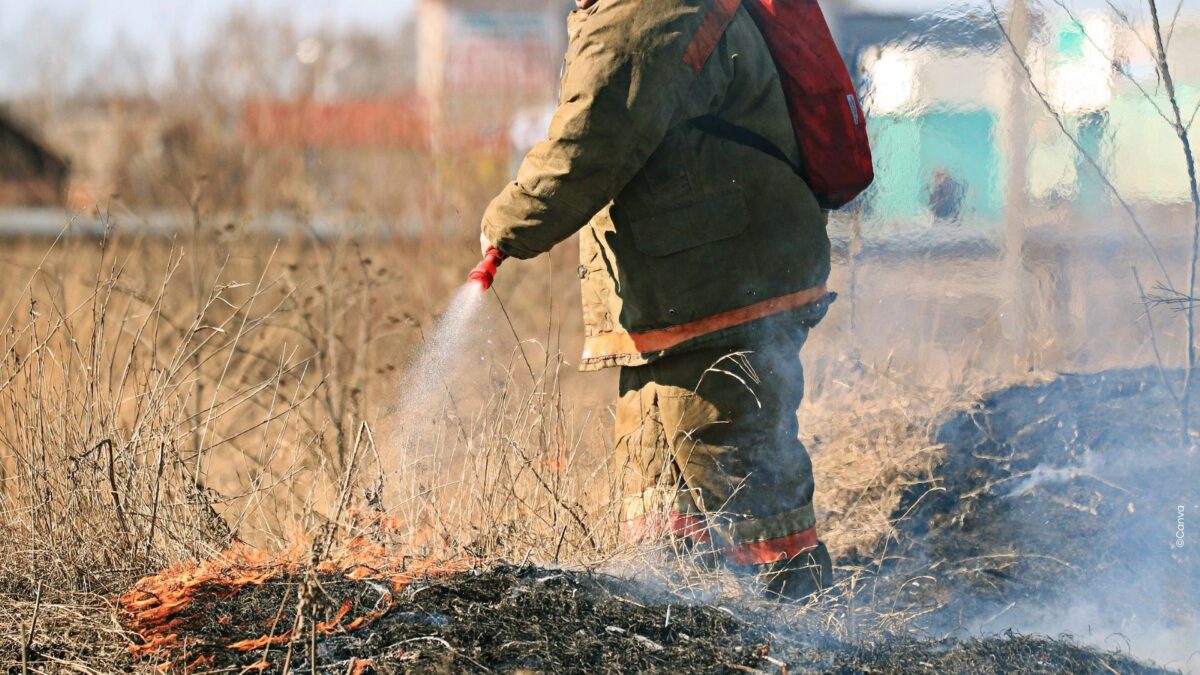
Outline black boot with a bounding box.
[757,542,833,601]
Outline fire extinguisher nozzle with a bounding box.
[466,273,492,292]
[467,246,508,292]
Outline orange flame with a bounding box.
[119,537,469,673]
[227,634,292,652]
[314,599,353,632]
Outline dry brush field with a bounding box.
[0,216,1192,673]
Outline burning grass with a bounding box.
[112,559,1175,674]
[117,561,766,674]
[118,540,469,672]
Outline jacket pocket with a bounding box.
[628,188,749,257]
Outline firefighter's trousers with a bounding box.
[615,323,820,566]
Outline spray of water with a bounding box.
[389,283,487,443]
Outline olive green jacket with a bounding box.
[481,0,831,371]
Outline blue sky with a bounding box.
[1,0,406,94]
[0,0,954,95]
[3,0,952,53]
[0,0,1143,96]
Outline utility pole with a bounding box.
[1004,0,1031,363]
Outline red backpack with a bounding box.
[688,0,875,209]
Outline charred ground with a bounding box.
[102,369,1196,674]
[113,564,1170,674]
[874,368,1199,647]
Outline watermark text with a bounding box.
[1176,505,1186,549]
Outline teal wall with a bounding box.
[865,109,1002,223]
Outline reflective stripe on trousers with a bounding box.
[613,319,820,563]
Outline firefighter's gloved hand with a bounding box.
[480,233,492,257]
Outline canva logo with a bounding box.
[1176,505,1186,549]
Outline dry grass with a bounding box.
[0,214,1053,672]
[0,220,624,671]
[806,370,956,562]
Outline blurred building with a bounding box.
[242,98,429,151]
[847,9,1007,223]
[416,0,567,150]
[238,1,568,156]
[38,97,218,210]
[0,109,69,207]
[239,97,434,218]
[841,9,1200,225]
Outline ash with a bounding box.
[873,368,1199,671]
[122,564,1172,674]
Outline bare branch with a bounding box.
[988,0,1174,287]
[1146,0,1200,447]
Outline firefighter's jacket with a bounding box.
[481,0,832,371]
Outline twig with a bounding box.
[1132,266,1180,404]
[953,551,1078,570]
[396,636,494,673]
[98,439,130,540]
[976,600,1017,629]
[988,1,1173,287]
[143,440,167,558]
[1147,0,1200,448]
[490,285,538,384]
[280,586,304,674]
[20,580,43,675]
[725,664,767,674]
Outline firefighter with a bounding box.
[479,0,834,599]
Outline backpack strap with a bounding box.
[683,0,743,73]
[689,114,804,177]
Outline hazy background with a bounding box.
[0,0,1197,670]
[3,0,948,97]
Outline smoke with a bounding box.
[1002,449,1104,499]
[977,597,1200,673]
[810,4,1200,664]
[981,441,1199,672]
[863,371,1200,673]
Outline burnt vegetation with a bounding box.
[873,370,1199,631]
[90,372,1198,673]
[113,564,1174,674]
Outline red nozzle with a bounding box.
[467,246,508,291]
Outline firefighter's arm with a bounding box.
[481,0,705,259]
